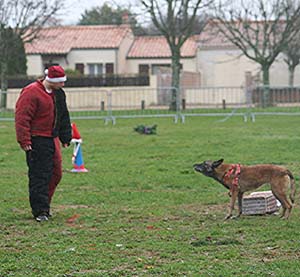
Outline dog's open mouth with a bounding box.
[193,164,203,172]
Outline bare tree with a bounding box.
[282,34,300,87]
[212,0,300,87]
[0,0,63,42]
[141,0,212,110]
[0,0,64,107]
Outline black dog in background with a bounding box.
[134,124,157,135]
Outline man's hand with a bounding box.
[62,143,70,148]
[22,145,32,151]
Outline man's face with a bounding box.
[48,81,65,90]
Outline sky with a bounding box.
[59,0,103,25]
[60,0,139,25]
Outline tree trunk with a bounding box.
[261,65,270,108]
[170,47,181,111]
[0,27,8,109]
[288,65,295,87]
[0,61,8,109]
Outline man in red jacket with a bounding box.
[15,65,72,222]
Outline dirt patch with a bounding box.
[54,204,91,210]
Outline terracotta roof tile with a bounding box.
[194,20,274,49]
[127,36,197,58]
[25,25,132,54]
[194,32,233,49]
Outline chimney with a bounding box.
[122,12,129,24]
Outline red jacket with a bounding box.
[15,80,56,148]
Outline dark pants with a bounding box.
[26,136,55,217]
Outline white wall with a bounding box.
[198,48,300,87]
[270,53,300,86]
[198,48,259,87]
[6,76,158,110]
[28,49,118,75]
[117,32,134,74]
[126,57,198,74]
[27,55,69,75]
[67,49,116,74]
[26,55,43,76]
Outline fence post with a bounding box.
[222,99,226,110]
[107,90,114,124]
[182,98,186,110]
[175,87,181,123]
[245,71,254,120]
[141,100,145,110]
[101,101,105,111]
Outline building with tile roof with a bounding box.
[193,22,300,86]
[127,36,197,58]
[126,36,198,79]
[24,25,199,81]
[24,24,300,87]
[25,25,134,76]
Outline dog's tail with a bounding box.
[287,170,296,204]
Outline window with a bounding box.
[87,63,103,76]
[105,63,114,75]
[151,64,171,75]
[139,64,149,75]
[44,63,59,69]
[151,64,183,75]
[75,63,84,74]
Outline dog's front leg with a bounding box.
[236,191,244,218]
[225,189,238,220]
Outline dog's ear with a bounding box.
[212,159,224,168]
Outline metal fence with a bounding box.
[0,87,181,124]
[249,86,300,121]
[2,86,300,123]
[180,86,249,122]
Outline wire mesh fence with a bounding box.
[249,86,300,121]
[66,89,110,120]
[180,86,249,122]
[0,90,17,120]
[2,86,300,123]
[107,87,180,124]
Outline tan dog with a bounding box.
[193,159,296,220]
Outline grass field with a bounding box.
[1,116,300,276]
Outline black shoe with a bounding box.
[35,214,49,222]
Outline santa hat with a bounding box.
[45,65,67,83]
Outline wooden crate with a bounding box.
[242,191,279,215]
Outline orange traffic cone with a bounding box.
[71,123,88,172]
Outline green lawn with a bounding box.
[1,116,300,276]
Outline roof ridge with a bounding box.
[42,25,131,30]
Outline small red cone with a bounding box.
[71,123,88,172]
[71,123,81,140]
